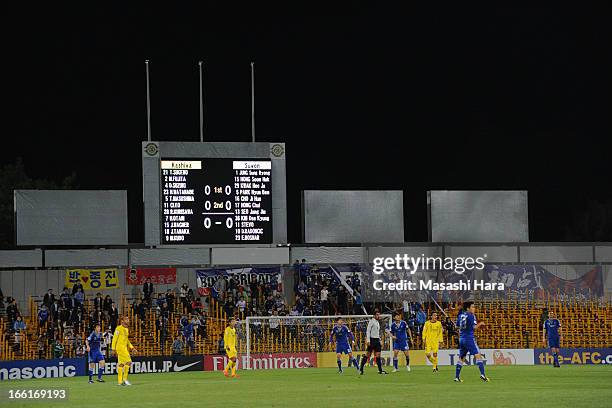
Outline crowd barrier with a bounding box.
[3,348,611,380]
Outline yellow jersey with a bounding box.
[224,326,236,349]
[112,325,133,352]
[423,320,443,344]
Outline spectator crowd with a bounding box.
[292,260,363,317]
[1,285,119,359]
[1,263,463,360]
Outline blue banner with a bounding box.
[484,265,603,299]
[0,358,86,381]
[534,348,612,365]
[196,266,281,296]
[360,266,475,304]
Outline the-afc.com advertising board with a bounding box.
[534,348,612,365]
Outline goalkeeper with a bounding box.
[223,317,239,378]
[423,312,444,372]
[112,315,137,386]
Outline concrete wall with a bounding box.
[0,267,203,312]
[45,249,128,267]
[2,245,611,269]
[0,250,42,268]
[1,244,610,311]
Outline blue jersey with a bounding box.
[456,310,466,329]
[457,311,480,357]
[87,331,102,352]
[544,319,561,339]
[390,320,408,341]
[458,312,477,340]
[183,323,195,337]
[329,325,354,346]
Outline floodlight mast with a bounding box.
[251,61,255,143]
[199,61,206,142]
[145,60,151,142]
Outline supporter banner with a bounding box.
[311,264,361,281]
[317,350,425,368]
[103,355,203,374]
[534,348,612,365]
[66,269,120,290]
[295,264,375,282]
[430,270,475,302]
[126,267,177,285]
[484,265,603,298]
[433,349,535,366]
[361,266,474,304]
[196,267,280,296]
[203,352,316,371]
[0,358,86,381]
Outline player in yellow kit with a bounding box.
[223,317,239,378]
[112,316,138,386]
[423,312,444,372]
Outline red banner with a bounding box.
[203,352,317,371]
[126,268,177,285]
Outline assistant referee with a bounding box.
[360,309,388,375]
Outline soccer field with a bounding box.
[0,366,610,408]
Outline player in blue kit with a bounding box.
[454,302,489,383]
[329,317,359,373]
[389,313,412,372]
[86,323,106,383]
[542,310,563,368]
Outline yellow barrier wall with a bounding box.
[317,350,426,367]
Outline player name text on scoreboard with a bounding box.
[160,159,273,244]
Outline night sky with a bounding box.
[4,5,611,244]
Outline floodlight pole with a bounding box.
[199,60,205,142]
[145,60,152,141]
[251,61,255,143]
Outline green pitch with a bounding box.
[1,366,611,408]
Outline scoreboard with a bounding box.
[160,158,273,244]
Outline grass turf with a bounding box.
[1,365,611,408]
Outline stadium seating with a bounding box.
[0,292,609,360]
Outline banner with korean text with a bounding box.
[483,265,603,299]
[65,269,120,290]
[126,268,176,285]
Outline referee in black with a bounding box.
[360,309,388,375]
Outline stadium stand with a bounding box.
[0,265,609,361]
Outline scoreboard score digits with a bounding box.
[160,158,273,244]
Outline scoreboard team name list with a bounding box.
[161,160,272,243]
